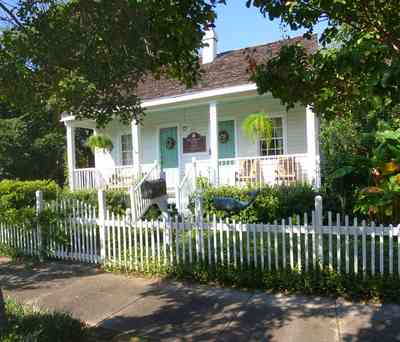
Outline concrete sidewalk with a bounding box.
[1,257,400,341]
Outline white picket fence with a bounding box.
[1,192,400,279]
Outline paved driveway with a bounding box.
[1,257,400,341]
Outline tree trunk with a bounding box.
[0,287,7,331]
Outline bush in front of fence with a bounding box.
[61,189,129,215]
[192,182,317,223]
[0,179,130,218]
[0,180,59,211]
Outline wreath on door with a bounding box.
[166,137,176,150]
[219,130,230,144]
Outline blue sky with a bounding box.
[215,2,325,52]
[2,1,325,51]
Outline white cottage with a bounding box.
[61,30,320,215]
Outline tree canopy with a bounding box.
[247,0,400,123]
[245,0,400,221]
[0,0,222,126]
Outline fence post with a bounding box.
[314,195,323,268]
[36,190,44,261]
[194,191,203,224]
[98,190,107,263]
[175,186,181,214]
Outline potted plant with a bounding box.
[85,134,113,152]
[242,112,273,144]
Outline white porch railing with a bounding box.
[73,154,319,207]
[73,165,138,190]
[129,161,161,222]
[196,153,318,188]
[219,153,313,187]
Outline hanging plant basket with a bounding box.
[242,112,273,144]
[86,134,114,152]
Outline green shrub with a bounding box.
[0,180,60,210]
[61,189,129,215]
[0,180,129,218]
[194,183,317,223]
[2,299,88,342]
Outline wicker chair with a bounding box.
[236,159,260,185]
[275,156,297,184]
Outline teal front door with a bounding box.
[159,127,179,169]
[218,120,236,159]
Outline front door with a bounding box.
[218,120,236,159]
[159,127,179,186]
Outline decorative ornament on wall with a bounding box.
[219,130,230,144]
[166,137,176,150]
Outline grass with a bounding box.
[1,299,89,342]
[1,299,147,342]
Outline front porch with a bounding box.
[63,93,320,198]
[70,152,318,191]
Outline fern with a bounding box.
[242,112,273,144]
[85,134,113,152]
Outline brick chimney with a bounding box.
[202,28,218,64]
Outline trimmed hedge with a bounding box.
[194,183,317,223]
[61,189,129,215]
[0,180,129,215]
[0,180,60,210]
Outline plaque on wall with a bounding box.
[183,132,206,153]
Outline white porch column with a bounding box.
[209,102,219,185]
[306,106,320,187]
[66,123,76,191]
[131,120,142,177]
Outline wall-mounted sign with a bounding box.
[183,132,206,153]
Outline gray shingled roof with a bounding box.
[136,35,318,101]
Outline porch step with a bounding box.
[167,187,177,204]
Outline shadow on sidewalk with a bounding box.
[2,258,400,341]
[0,258,100,293]
[98,279,338,341]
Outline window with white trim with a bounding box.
[121,134,133,165]
[260,117,284,156]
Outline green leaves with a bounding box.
[0,0,219,126]
[355,128,400,223]
[85,134,113,152]
[331,166,355,179]
[248,0,400,126]
[241,112,273,143]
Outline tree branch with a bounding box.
[0,2,23,28]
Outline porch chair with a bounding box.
[235,159,261,185]
[275,156,297,184]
